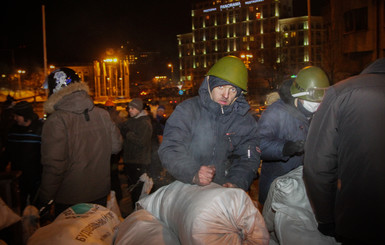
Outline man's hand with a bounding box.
[193,165,216,186]
[222,183,238,188]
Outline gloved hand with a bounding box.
[318,223,336,237]
[282,140,305,156]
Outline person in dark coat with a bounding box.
[0,95,16,150]
[0,101,43,211]
[303,58,385,244]
[39,68,122,217]
[159,56,259,191]
[122,98,153,208]
[257,66,330,205]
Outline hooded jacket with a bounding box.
[40,82,122,205]
[158,76,259,191]
[303,58,385,243]
[257,79,311,204]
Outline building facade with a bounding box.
[324,0,385,82]
[178,0,324,100]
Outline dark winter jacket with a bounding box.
[0,117,43,208]
[122,110,152,165]
[257,79,310,204]
[158,77,260,191]
[40,83,122,205]
[303,58,385,243]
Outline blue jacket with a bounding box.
[257,79,310,204]
[158,77,260,191]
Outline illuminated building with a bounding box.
[93,57,130,99]
[178,0,325,98]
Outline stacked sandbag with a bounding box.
[262,166,339,245]
[0,197,21,230]
[114,209,179,244]
[138,180,269,245]
[28,203,121,245]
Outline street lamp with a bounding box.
[17,69,26,91]
[168,63,174,82]
[240,54,253,70]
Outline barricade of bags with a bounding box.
[115,180,269,245]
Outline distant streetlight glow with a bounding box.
[168,63,174,82]
[240,54,253,70]
[17,69,26,91]
[103,58,118,63]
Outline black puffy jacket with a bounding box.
[159,77,260,191]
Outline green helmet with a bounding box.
[206,56,248,91]
[290,66,330,102]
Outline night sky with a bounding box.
[1,0,326,71]
[1,0,197,69]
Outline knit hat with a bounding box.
[12,101,35,120]
[129,98,143,111]
[208,76,242,96]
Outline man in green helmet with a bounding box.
[158,56,260,191]
[256,66,330,205]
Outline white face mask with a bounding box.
[302,100,320,113]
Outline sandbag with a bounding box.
[138,180,269,245]
[114,209,180,244]
[107,191,122,220]
[0,197,21,230]
[262,166,312,232]
[262,166,339,245]
[273,203,338,245]
[22,205,40,244]
[28,203,121,245]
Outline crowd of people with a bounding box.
[0,56,384,244]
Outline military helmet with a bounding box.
[206,56,248,91]
[290,66,330,102]
[45,68,81,95]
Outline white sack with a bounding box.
[28,203,121,245]
[273,203,338,245]
[22,205,40,244]
[262,166,339,245]
[138,180,269,245]
[262,166,312,232]
[114,209,180,245]
[107,191,123,220]
[0,197,21,230]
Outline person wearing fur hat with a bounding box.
[159,56,260,191]
[39,68,122,217]
[121,98,152,209]
[0,101,43,211]
[256,66,330,206]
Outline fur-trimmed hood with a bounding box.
[44,82,93,114]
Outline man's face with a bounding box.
[129,106,140,117]
[13,114,30,127]
[157,109,165,117]
[211,85,238,106]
